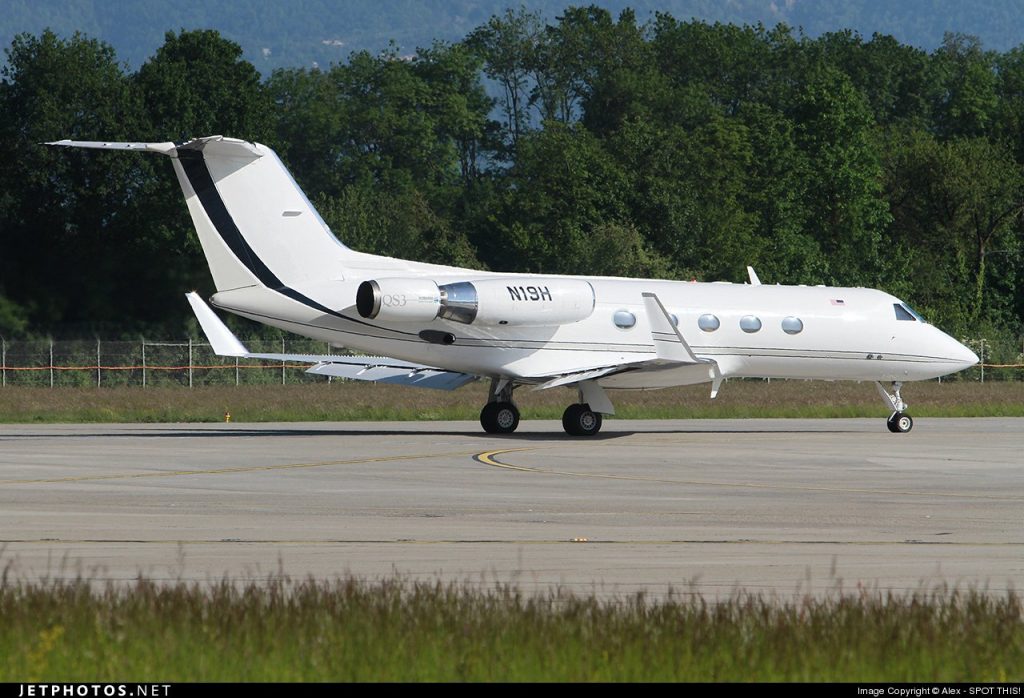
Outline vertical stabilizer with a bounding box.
[170,137,353,293]
[48,136,362,294]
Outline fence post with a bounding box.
[980,339,985,384]
[96,339,101,388]
[188,338,193,389]
[235,356,239,387]
[50,339,54,388]
[326,342,332,384]
[142,339,146,389]
[281,337,286,385]
[1,337,5,387]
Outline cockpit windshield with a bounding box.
[894,303,926,323]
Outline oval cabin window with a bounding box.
[739,315,762,333]
[781,316,804,335]
[697,314,720,332]
[613,310,636,329]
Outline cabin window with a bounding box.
[697,314,720,332]
[739,315,762,333]
[781,316,803,335]
[613,310,636,329]
[670,314,679,327]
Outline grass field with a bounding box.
[0,379,1022,423]
[0,576,1019,681]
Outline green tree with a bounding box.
[136,29,272,142]
[885,132,1023,331]
[575,8,657,138]
[790,64,891,285]
[610,115,756,281]
[131,29,275,327]
[465,6,541,151]
[487,123,632,274]
[268,45,489,264]
[0,30,150,333]
[814,30,936,126]
[316,184,481,269]
[736,103,823,284]
[931,33,998,138]
[0,292,29,336]
[993,45,1024,161]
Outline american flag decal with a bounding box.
[830,299,845,305]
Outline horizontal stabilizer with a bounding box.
[186,292,475,391]
[45,136,262,159]
[186,292,248,356]
[45,139,177,155]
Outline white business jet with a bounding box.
[49,136,978,436]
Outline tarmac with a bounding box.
[1,418,1021,598]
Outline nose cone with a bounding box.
[946,336,980,372]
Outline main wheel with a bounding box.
[480,401,520,434]
[886,411,913,433]
[561,403,603,436]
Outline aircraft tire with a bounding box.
[481,401,520,434]
[886,411,913,433]
[562,403,602,436]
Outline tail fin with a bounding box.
[48,136,358,293]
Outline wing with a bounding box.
[533,292,724,400]
[186,292,477,391]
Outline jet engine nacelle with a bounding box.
[355,278,442,323]
[356,277,595,327]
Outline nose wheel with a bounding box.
[876,382,913,433]
[886,411,913,433]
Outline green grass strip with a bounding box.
[0,576,1020,681]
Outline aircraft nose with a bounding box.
[948,337,980,370]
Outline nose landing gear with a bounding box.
[876,381,913,433]
[886,411,914,433]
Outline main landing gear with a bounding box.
[480,379,520,434]
[875,381,913,433]
[479,378,609,436]
[561,403,602,436]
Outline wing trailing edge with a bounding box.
[533,292,725,400]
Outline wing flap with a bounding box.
[534,365,625,390]
[306,363,476,390]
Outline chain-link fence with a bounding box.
[958,337,1024,383]
[0,337,1021,388]
[0,338,341,388]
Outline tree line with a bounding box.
[0,6,1022,360]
